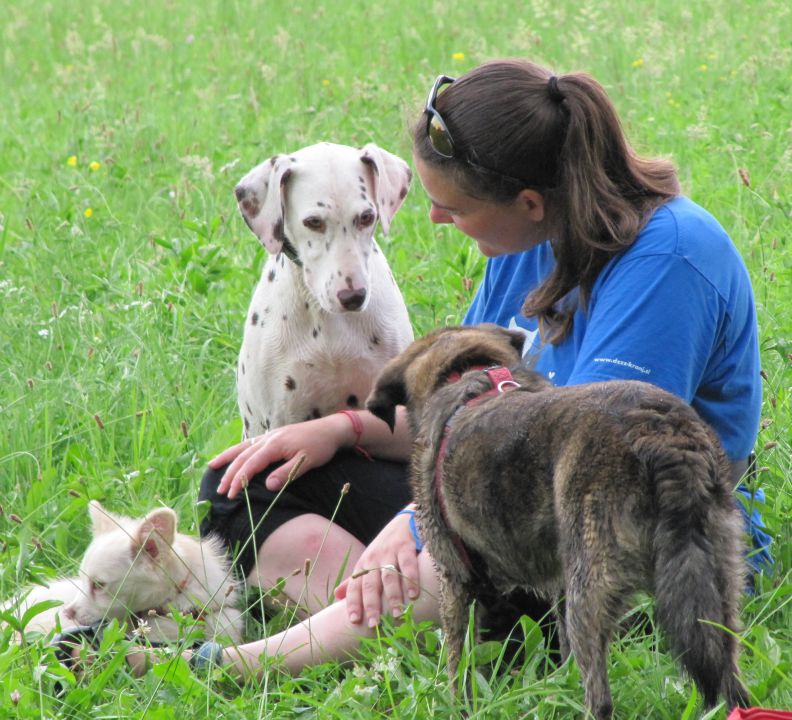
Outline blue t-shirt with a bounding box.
[465,196,760,461]
[464,196,771,572]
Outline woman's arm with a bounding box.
[210,406,412,498]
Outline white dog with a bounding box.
[234,142,414,435]
[3,502,242,643]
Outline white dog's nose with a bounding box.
[337,288,367,311]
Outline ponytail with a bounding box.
[523,71,679,342]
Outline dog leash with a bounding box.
[433,366,520,576]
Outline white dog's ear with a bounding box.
[88,501,119,536]
[134,507,177,560]
[359,143,411,235]
[235,155,295,256]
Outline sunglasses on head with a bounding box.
[424,74,534,188]
[425,74,457,158]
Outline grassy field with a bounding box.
[1,0,790,717]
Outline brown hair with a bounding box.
[413,59,680,343]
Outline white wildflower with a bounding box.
[220,158,240,174]
[273,27,290,51]
[686,123,710,140]
[180,155,214,181]
[65,29,85,56]
[132,618,151,638]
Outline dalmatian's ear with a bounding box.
[359,143,412,235]
[234,155,294,255]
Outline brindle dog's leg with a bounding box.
[439,574,473,697]
[564,584,617,720]
[561,513,629,720]
[555,594,570,662]
[564,545,636,720]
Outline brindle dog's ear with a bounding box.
[366,366,408,433]
[478,323,527,358]
[504,327,527,356]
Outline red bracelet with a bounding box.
[338,410,373,462]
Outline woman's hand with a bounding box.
[335,509,421,627]
[210,415,351,499]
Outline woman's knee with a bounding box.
[253,515,364,579]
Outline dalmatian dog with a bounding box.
[234,142,414,435]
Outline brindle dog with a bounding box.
[366,324,748,720]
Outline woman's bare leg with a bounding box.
[218,550,440,677]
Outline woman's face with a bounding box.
[413,155,546,257]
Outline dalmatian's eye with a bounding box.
[90,579,106,594]
[356,210,376,228]
[302,216,326,233]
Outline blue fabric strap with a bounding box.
[190,641,224,673]
[397,509,424,552]
[735,483,774,576]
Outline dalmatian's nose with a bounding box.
[337,288,367,311]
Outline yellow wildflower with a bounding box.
[631,58,644,68]
[89,161,101,171]
[699,64,708,72]
[67,155,77,167]
[452,52,465,61]
[84,208,93,218]
[321,79,330,87]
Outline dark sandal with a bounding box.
[50,623,105,668]
[51,622,171,665]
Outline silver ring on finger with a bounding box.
[381,563,397,573]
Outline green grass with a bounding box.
[1,0,790,717]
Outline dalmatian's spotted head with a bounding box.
[235,142,411,314]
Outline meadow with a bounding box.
[0,0,790,717]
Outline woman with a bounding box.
[190,59,771,676]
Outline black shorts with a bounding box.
[198,450,412,577]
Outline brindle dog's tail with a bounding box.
[639,414,749,710]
